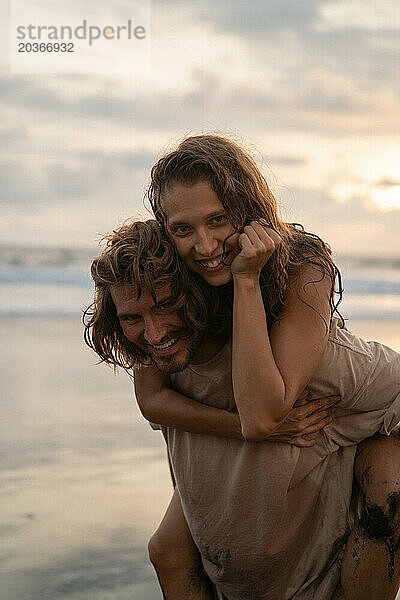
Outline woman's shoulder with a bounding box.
[328,319,375,358]
[286,259,331,287]
[286,227,336,280]
[288,224,331,253]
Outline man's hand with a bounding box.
[264,392,339,447]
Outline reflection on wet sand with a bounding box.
[0,318,171,600]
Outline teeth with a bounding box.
[201,257,222,268]
[151,338,177,351]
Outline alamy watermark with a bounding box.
[11,1,151,74]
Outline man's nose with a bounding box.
[194,229,218,256]
[143,315,168,346]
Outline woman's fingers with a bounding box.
[283,402,336,436]
[290,437,317,448]
[239,223,276,258]
[270,394,338,443]
[232,221,283,276]
[300,415,332,435]
[238,231,255,251]
[243,224,266,248]
[308,395,339,412]
[270,434,317,447]
[294,389,310,406]
[250,221,282,247]
[292,409,333,433]
[296,394,339,415]
[289,415,333,446]
[303,408,333,426]
[244,222,281,250]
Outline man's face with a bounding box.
[110,283,202,373]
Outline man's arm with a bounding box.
[135,365,243,439]
[134,365,338,445]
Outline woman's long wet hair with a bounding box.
[83,219,231,371]
[147,134,343,328]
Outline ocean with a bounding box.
[1,245,400,321]
[1,245,399,600]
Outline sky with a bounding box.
[1,0,399,256]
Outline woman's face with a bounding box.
[162,180,239,286]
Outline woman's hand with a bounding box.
[264,392,339,447]
[230,221,282,280]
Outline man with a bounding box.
[84,219,400,600]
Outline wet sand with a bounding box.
[0,317,172,600]
[1,317,399,599]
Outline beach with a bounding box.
[1,316,399,599]
[0,317,172,600]
[1,245,400,599]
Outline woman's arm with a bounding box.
[231,222,331,440]
[134,363,337,445]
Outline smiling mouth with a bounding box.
[197,252,231,271]
[148,337,179,353]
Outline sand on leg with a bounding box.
[342,431,400,600]
[148,486,215,600]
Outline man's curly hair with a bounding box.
[83,219,231,370]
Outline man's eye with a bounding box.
[157,301,172,310]
[212,215,226,224]
[121,316,139,323]
[174,225,190,234]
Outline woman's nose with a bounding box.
[194,230,218,257]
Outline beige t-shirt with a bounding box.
[162,320,400,600]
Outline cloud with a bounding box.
[0,0,398,252]
[47,149,156,199]
[266,155,307,167]
[1,1,399,142]
[2,64,396,143]
[158,0,320,34]
[280,186,400,257]
[0,76,211,130]
[375,178,400,189]
[0,78,64,112]
[0,127,27,143]
[2,0,397,130]
[0,161,45,205]
[0,148,156,206]
[152,0,399,96]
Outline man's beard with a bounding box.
[149,329,204,374]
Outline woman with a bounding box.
[134,135,400,599]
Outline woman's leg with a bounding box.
[342,432,400,600]
[148,486,215,599]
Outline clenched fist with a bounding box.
[230,221,282,280]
